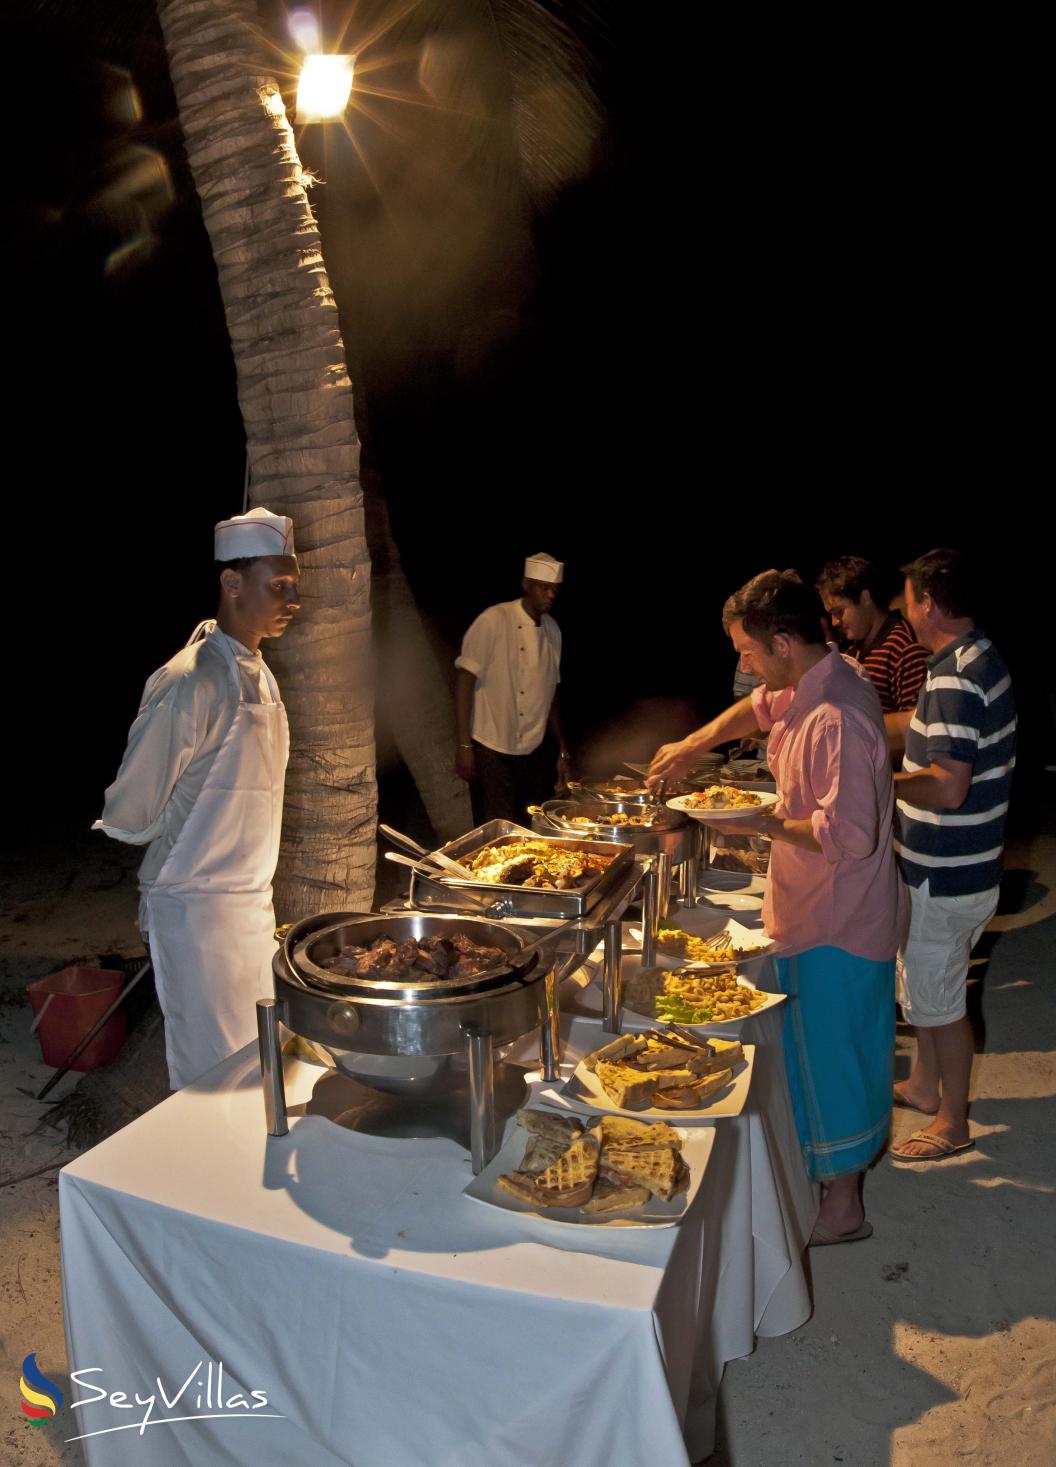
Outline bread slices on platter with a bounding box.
[496,1109,687,1216]
[583,1031,743,1111]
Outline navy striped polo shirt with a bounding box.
[895,629,1016,896]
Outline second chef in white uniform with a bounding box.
[454,551,571,823]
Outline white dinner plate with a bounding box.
[463,1112,711,1228]
[667,791,778,823]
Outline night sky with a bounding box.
[7,4,1048,842]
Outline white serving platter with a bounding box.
[526,1036,755,1124]
[463,1114,710,1228]
[652,913,776,969]
[667,791,778,823]
[614,955,787,1034]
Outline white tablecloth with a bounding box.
[60,1001,815,1466]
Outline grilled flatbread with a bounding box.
[691,1038,744,1074]
[516,1109,583,1172]
[651,1068,733,1109]
[521,1133,575,1174]
[530,1134,600,1207]
[651,1067,700,1090]
[593,1115,683,1151]
[595,1062,657,1110]
[580,1178,651,1214]
[600,1145,683,1201]
[582,1034,648,1072]
[516,1110,583,1143]
[495,1171,547,1205]
[631,1044,696,1071]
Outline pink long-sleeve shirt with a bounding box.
[751,647,902,961]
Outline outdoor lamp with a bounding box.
[296,54,355,121]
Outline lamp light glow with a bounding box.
[296,55,355,121]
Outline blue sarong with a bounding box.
[774,946,895,1182]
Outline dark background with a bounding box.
[5,5,1049,844]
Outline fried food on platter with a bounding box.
[657,926,742,964]
[623,966,768,1024]
[466,840,614,889]
[683,785,762,809]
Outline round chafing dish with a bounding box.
[531,797,699,922]
[274,912,545,1060]
[262,912,559,1173]
[532,798,694,863]
[572,775,699,807]
[574,775,655,803]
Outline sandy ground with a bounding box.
[1,824,1053,1466]
[0,834,142,1467]
[711,824,1056,1465]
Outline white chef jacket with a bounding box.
[455,599,561,756]
[94,630,274,932]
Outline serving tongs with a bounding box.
[564,781,607,803]
[472,909,584,980]
[623,761,669,804]
[647,1023,706,1050]
[382,852,513,919]
[379,823,477,882]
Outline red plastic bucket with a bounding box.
[27,966,128,1071]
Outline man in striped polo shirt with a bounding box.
[890,548,1016,1163]
[816,556,928,719]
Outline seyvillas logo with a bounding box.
[65,1358,284,1444]
[19,1353,63,1426]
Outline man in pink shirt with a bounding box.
[649,570,902,1244]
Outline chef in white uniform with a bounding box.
[454,552,571,823]
[95,507,299,1088]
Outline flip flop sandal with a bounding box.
[892,1091,938,1115]
[808,1220,874,1247]
[889,1130,975,1163]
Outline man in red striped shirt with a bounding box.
[817,556,927,717]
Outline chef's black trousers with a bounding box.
[470,740,556,826]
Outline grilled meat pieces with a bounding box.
[320,932,505,982]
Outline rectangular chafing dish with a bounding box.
[408,819,636,919]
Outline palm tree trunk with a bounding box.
[156,0,376,915]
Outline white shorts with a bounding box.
[896,883,999,1027]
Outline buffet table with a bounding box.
[59,962,815,1467]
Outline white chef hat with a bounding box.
[524,551,563,584]
[214,506,295,561]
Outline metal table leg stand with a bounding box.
[540,963,561,1083]
[656,852,674,926]
[602,919,623,1034]
[257,998,289,1138]
[679,831,700,908]
[464,1025,496,1174]
[641,860,660,967]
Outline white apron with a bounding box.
[145,623,289,1089]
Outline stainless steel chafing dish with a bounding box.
[571,775,692,804]
[532,798,693,860]
[258,911,573,1173]
[532,796,700,921]
[406,819,635,919]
